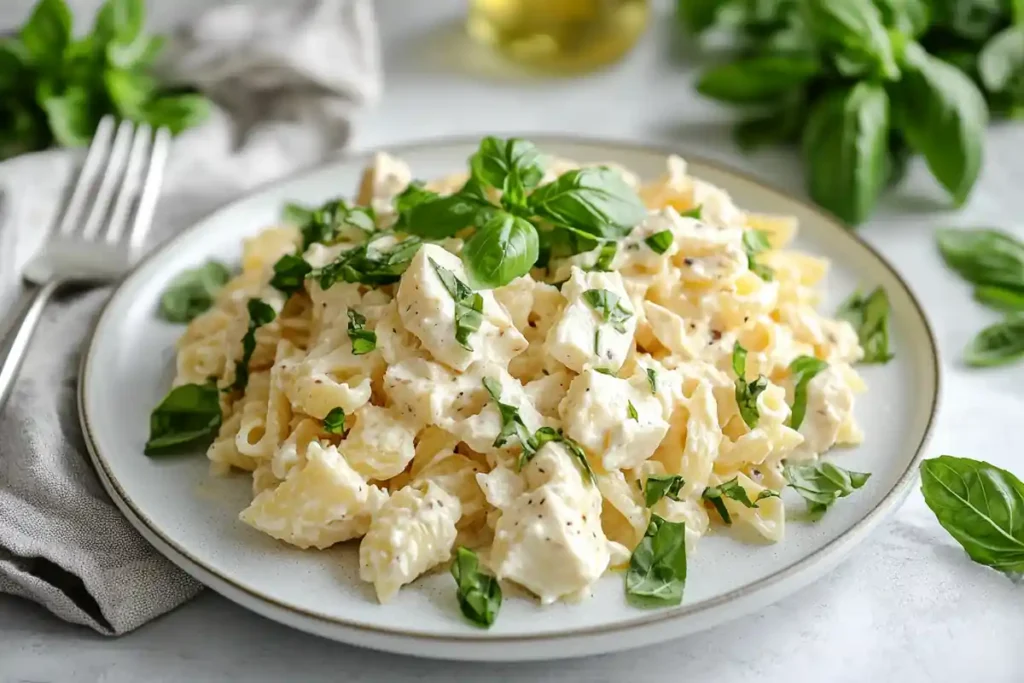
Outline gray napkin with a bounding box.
[0,0,381,635]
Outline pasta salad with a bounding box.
[146,138,891,627]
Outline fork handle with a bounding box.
[0,280,61,413]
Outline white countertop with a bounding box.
[3,1,1024,681]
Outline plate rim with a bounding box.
[78,134,942,646]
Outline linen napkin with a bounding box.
[0,0,381,635]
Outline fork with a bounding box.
[0,116,171,412]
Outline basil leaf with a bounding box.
[38,83,96,148]
[322,407,347,435]
[451,546,502,628]
[973,285,1024,312]
[141,93,210,135]
[528,167,647,241]
[644,230,674,255]
[732,342,768,429]
[532,426,596,484]
[979,27,1024,95]
[461,212,539,288]
[232,298,276,391]
[920,455,1024,576]
[802,82,889,225]
[964,314,1024,367]
[145,380,222,456]
[931,0,1010,41]
[627,400,639,421]
[625,514,687,608]
[103,68,156,120]
[300,199,376,250]
[269,254,312,297]
[591,242,617,271]
[788,355,829,429]
[470,136,544,194]
[430,258,484,351]
[874,0,931,37]
[734,98,807,152]
[696,55,820,104]
[680,205,702,220]
[158,261,231,323]
[936,228,1024,290]
[581,288,633,333]
[20,0,72,67]
[802,0,899,79]
[103,0,147,68]
[347,308,376,355]
[644,474,685,507]
[890,42,988,205]
[483,377,538,468]
[702,477,772,524]
[676,0,726,34]
[396,186,494,240]
[316,236,422,288]
[836,286,894,363]
[741,229,775,280]
[646,368,657,394]
[783,460,871,520]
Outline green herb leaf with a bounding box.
[890,42,987,205]
[430,257,484,351]
[788,355,829,429]
[451,546,502,628]
[299,199,376,250]
[581,289,633,333]
[732,342,768,429]
[741,228,775,280]
[627,400,639,421]
[483,377,538,468]
[395,183,494,240]
[783,460,871,520]
[625,514,687,608]
[676,0,725,34]
[920,455,1024,577]
[802,82,889,226]
[532,426,596,484]
[315,236,422,288]
[470,136,544,195]
[269,254,312,297]
[142,93,210,135]
[232,298,276,391]
[103,68,156,119]
[702,477,768,525]
[679,205,702,220]
[20,0,72,67]
[936,228,1024,291]
[973,285,1024,312]
[37,83,96,148]
[874,0,931,37]
[802,0,899,79]
[158,261,231,323]
[591,242,617,271]
[696,55,820,104]
[461,212,539,288]
[964,314,1024,367]
[979,27,1024,94]
[644,474,685,507]
[646,368,658,394]
[644,230,674,255]
[145,380,222,456]
[836,286,894,363]
[347,308,377,356]
[734,97,807,152]
[282,202,314,226]
[322,407,347,435]
[528,167,647,241]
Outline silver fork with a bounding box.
[0,116,171,411]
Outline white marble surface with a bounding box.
[3,1,1024,681]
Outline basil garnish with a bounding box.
[625,514,687,608]
[788,355,829,430]
[299,199,375,250]
[783,461,870,520]
[145,380,222,456]
[741,229,774,281]
[470,136,545,196]
[581,288,633,333]
[461,212,539,289]
[732,342,768,429]
[836,286,893,364]
[430,258,484,351]
[532,426,596,485]
[158,261,231,323]
[232,298,276,391]
[269,253,312,297]
[644,230,674,255]
[702,477,777,525]
[920,455,1024,577]
[646,368,657,394]
[644,474,685,507]
[964,314,1024,367]
[528,166,647,241]
[315,235,422,289]
[627,400,639,421]
[591,242,618,271]
[483,377,538,468]
[451,546,502,628]
[322,407,347,435]
[346,309,376,356]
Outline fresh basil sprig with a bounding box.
[702,477,778,525]
[920,455,1024,577]
[625,514,687,608]
[451,546,502,628]
[322,407,347,435]
[732,342,768,429]
[741,229,774,281]
[145,379,222,456]
[158,261,230,323]
[783,461,871,520]
[644,474,685,507]
[788,355,829,430]
[232,298,276,391]
[430,258,484,351]
[837,286,894,364]
[346,309,376,356]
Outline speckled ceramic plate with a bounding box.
[79,137,940,661]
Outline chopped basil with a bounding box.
[787,355,829,429]
[347,309,377,355]
[232,298,276,391]
[282,202,313,226]
[581,288,633,333]
[430,257,485,351]
[680,205,703,219]
[836,286,893,363]
[590,242,618,271]
[644,230,674,255]
[532,426,596,485]
[451,546,502,628]
[644,474,685,507]
[483,377,538,468]
[269,253,312,296]
[625,514,687,608]
[783,461,870,520]
[702,477,776,524]
[627,400,639,421]
[299,198,376,249]
[158,261,231,323]
[741,229,774,281]
[145,380,222,456]
[315,235,422,289]
[322,407,347,435]
[646,368,658,394]
[732,342,768,429]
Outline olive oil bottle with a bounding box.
[466,0,650,74]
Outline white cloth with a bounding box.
[0,0,380,635]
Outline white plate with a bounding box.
[79,137,940,661]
